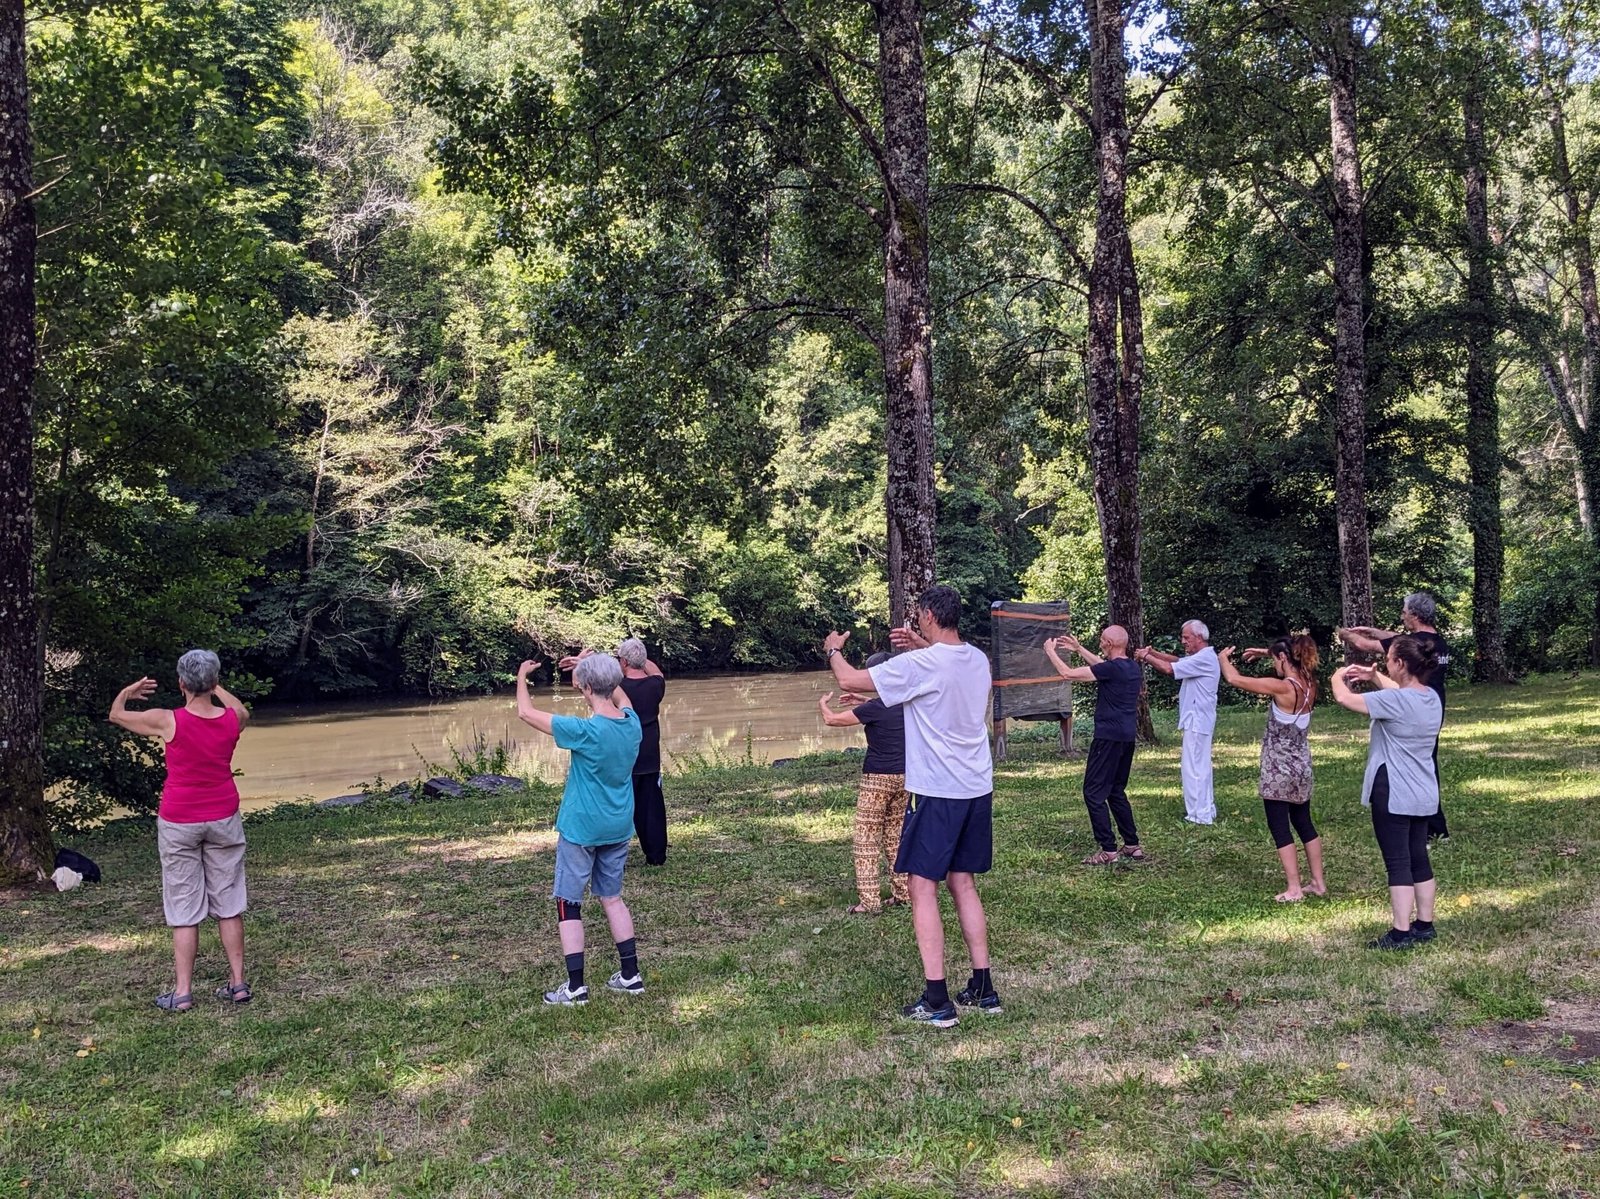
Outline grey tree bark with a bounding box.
[1462,79,1511,683]
[1085,0,1153,738]
[876,0,937,627]
[0,0,56,883]
[1325,12,1375,633]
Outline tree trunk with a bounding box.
[877,0,937,627]
[1462,84,1511,683]
[1085,0,1152,738]
[0,0,55,883]
[1326,16,1374,632]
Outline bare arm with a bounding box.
[1137,647,1176,676]
[1043,639,1098,683]
[1337,627,1389,654]
[212,683,251,730]
[108,678,176,741]
[515,660,557,736]
[643,658,664,678]
[1331,665,1371,715]
[1055,634,1103,667]
[818,693,862,728]
[1217,648,1294,701]
[823,631,875,693]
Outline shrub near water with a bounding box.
[1,675,1599,1196]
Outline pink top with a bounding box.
[160,708,242,823]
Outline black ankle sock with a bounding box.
[968,968,994,997]
[616,936,638,978]
[1413,919,1433,932]
[564,951,585,990]
[924,978,950,1008]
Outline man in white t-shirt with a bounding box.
[823,584,996,1028]
[1137,619,1219,825]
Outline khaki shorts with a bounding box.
[157,813,248,927]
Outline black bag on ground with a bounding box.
[54,848,101,883]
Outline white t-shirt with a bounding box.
[868,641,993,799]
[1172,646,1220,734]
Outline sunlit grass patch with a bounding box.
[1,673,1599,1195]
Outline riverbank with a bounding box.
[3,675,1598,1196]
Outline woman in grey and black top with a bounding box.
[1331,635,1444,950]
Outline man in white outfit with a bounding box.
[1136,620,1219,825]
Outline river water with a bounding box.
[233,671,864,810]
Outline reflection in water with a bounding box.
[233,672,863,810]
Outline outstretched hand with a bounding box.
[889,625,929,651]
[1218,646,1235,662]
[117,677,157,703]
[1242,647,1268,662]
[517,659,540,680]
[823,630,850,655]
[1343,663,1377,685]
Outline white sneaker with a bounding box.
[606,971,645,995]
[543,981,589,1006]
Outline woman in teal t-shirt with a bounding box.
[515,652,645,1007]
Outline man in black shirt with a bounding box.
[561,639,669,864]
[1044,626,1147,865]
[1339,591,1452,840]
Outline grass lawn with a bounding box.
[3,674,1600,1197]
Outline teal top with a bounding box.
[551,707,643,846]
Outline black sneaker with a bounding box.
[1409,923,1437,944]
[1366,928,1415,951]
[955,984,1004,1015]
[900,995,959,1028]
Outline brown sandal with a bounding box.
[1082,850,1119,865]
[846,903,878,915]
[1119,845,1148,862]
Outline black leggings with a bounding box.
[632,773,667,865]
[1370,767,1434,887]
[1263,799,1318,850]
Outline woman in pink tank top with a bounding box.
[110,650,253,1012]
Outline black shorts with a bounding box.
[894,792,993,881]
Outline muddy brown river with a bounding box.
[233,671,866,809]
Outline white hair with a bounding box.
[1184,619,1210,642]
[574,652,623,694]
[616,638,648,669]
[176,649,221,694]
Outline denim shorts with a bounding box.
[551,835,629,902]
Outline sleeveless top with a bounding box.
[160,707,242,823]
[1259,678,1314,805]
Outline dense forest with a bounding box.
[5,0,1600,828]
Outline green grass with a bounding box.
[3,675,1600,1197]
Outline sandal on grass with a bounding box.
[883,897,908,908]
[1274,890,1305,903]
[1082,850,1119,865]
[154,991,193,1012]
[846,903,878,915]
[215,982,252,1003]
[1119,845,1148,862]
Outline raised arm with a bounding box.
[818,692,862,728]
[1059,633,1103,667]
[108,678,176,741]
[1044,638,1098,683]
[212,683,251,730]
[823,631,875,693]
[1337,626,1389,655]
[515,660,557,736]
[1217,648,1294,701]
[642,657,664,678]
[1136,646,1176,676]
[1331,664,1373,715]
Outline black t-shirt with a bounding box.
[619,674,667,775]
[1380,631,1449,706]
[853,699,906,775]
[1089,658,1142,742]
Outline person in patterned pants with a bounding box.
[820,652,909,914]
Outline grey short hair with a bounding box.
[616,638,648,669]
[1403,592,1437,625]
[574,652,623,695]
[177,649,221,695]
[1184,619,1210,642]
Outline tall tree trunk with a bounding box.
[1536,23,1600,664]
[1326,16,1374,633]
[1462,82,1511,683]
[1086,0,1152,738]
[877,0,937,627]
[0,0,55,883]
